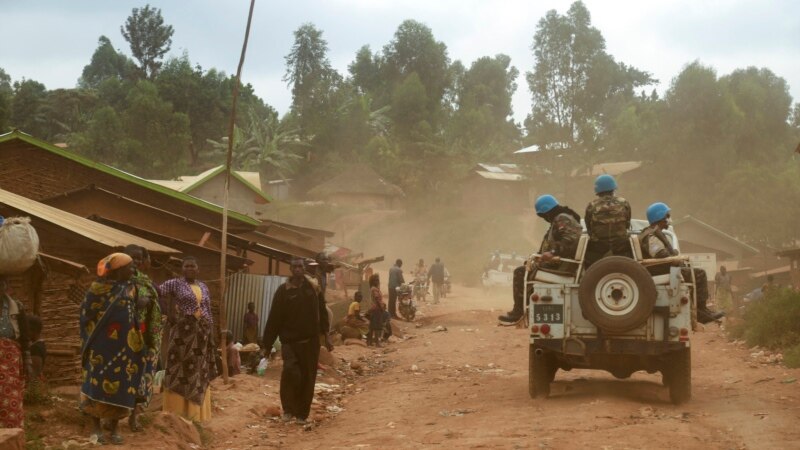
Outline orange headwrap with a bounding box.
[97,252,133,277]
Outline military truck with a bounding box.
[526,220,694,404]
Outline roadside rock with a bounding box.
[319,347,336,366]
[345,338,367,347]
[390,321,405,338]
[150,412,202,449]
[0,428,24,450]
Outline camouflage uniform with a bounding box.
[583,194,633,267]
[512,212,583,314]
[639,224,710,312]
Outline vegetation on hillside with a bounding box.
[0,1,798,243]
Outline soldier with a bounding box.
[584,174,633,267]
[499,195,582,323]
[640,202,724,324]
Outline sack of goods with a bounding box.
[0,216,40,275]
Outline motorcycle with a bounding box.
[396,283,416,321]
[412,276,427,302]
[441,275,451,298]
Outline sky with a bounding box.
[1,0,799,124]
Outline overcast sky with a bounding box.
[2,0,799,124]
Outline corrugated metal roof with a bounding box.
[476,163,523,174]
[0,188,179,255]
[571,161,642,177]
[0,130,260,226]
[475,171,525,181]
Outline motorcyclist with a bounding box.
[639,202,725,324]
[499,195,582,323]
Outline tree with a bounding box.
[79,36,135,88]
[525,1,653,152]
[283,23,338,124]
[69,106,129,164]
[0,68,12,132]
[206,108,304,179]
[721,67,793,164]
[448,54,520,160]
[10,79,47,136]
[382,20,451,125]
[156,55,230,166]
[348,46,383,96]
[120,80,189,177]
[121,4,174,79]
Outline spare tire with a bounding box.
[578,256,656,334]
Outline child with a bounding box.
[344,292,368,339]
[226,331,241,376]
[27,315,46,380]
[243,302,259,344]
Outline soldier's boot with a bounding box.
[697,301,725,324]
[499,298,524,323]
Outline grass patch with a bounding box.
[728,288,800,368]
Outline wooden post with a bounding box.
[219,0,256,384]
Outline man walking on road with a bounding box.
[428,258,446,304]
[262,258,332,425]
[388,259,405,319]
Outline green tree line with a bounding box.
[0,2,797,243]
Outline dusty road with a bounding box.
[206,285,800,449]
[29,284,800,449]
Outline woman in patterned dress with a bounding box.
[79,253,145,445]
[157,256,216,421]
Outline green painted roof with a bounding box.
[182,165,272,203]
[0,130,260,226]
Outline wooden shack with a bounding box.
[306,164,404,210]
[0,188,180,386]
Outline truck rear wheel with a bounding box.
[578,256,657,334]
[668,348,691,404]
[529,345,553,399]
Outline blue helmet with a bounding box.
[534,194,559,214]
[594,174,618,194]
[646,202,671,225]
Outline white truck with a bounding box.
[526,220,694,404]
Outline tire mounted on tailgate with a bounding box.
[578,256,657,334]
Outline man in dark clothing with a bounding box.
[584,174,633,268]
[387,259,405,319]
[499,195,583,323]
[640,202,724,324]
[427,258,446,304]
[262,258,332,425]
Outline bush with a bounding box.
[730,288,800,366]
[784,343,800,369]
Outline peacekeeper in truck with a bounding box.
[499,195,582,323]
[640,202,725,324]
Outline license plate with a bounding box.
[533,304,563,324]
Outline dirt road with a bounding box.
[29,284,800,449]
[202,285,799,449]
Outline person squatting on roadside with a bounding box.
[640,202,725,324]
[261,258,332,425]
[387,259,404,319]
[584,174,633,268]
[499,195,582,323]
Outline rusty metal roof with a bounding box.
[0,188,179,255]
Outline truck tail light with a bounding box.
[679,328,689,341]
[531,325,539,333]
[541,324,551,335]
[530,294,540,302]
[680,296,689,305]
